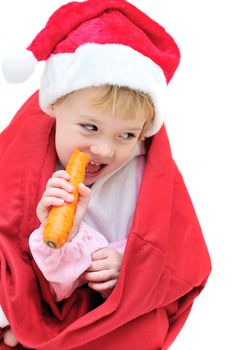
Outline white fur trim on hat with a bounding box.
[39,43,167,136]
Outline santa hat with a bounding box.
[1,0,180,136]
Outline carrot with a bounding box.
[43,149,90,248]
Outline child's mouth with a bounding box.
[86,161,106,176]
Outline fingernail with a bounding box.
[67,185,73,191]
[67,194,74,201]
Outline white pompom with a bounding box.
[1,49,37,83]
[4,328,19,347]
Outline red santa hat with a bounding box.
[1,0,180,136]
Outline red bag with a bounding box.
[0,92,211,349]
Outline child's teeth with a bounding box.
[87,162,102,174]
[90,161,100,165]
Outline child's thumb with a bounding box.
[68,184,91,240]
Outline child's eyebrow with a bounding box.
[78,115,102,124]
[124,127,143,132]
[78,115,143,130]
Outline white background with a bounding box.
[0,1,231,349]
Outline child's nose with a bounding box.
[90,141,114,159]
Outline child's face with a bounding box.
[53,87,146,186]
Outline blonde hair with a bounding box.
[53,85,155,137]
[90,85,155,137]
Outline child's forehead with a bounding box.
[59,93,143,124]
[64,86,107,101]
[58,86,153,126]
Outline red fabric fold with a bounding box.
[0,92,211,349]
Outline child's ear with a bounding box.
[47,103,56,117]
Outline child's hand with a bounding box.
[36,170,90,238]
[68,182,91,240]
[82,248,123,299]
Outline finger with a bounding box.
[51,170,70,180]
[43,188,74,202]
[84,269,119,283]
[46,178,73,192]
[78,183,91,197]
[36,204,50,224]
[36,196,65,224]
[84,270,108,282]
[87,259,110,272]
[76,185,91,210]
[91,248,110,261]
[88,279,117,292]
[71,184,91,230]
[39,196,65,208]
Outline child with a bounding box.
[28,85,153,303]
[0,1,211,349]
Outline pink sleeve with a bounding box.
[29,222,108,301]
[108,239,127,255]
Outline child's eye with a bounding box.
[120,132,136,140]
[79,123,98,132]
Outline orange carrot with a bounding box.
[43,149,90,248]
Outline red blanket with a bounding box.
[0,92,211,349]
